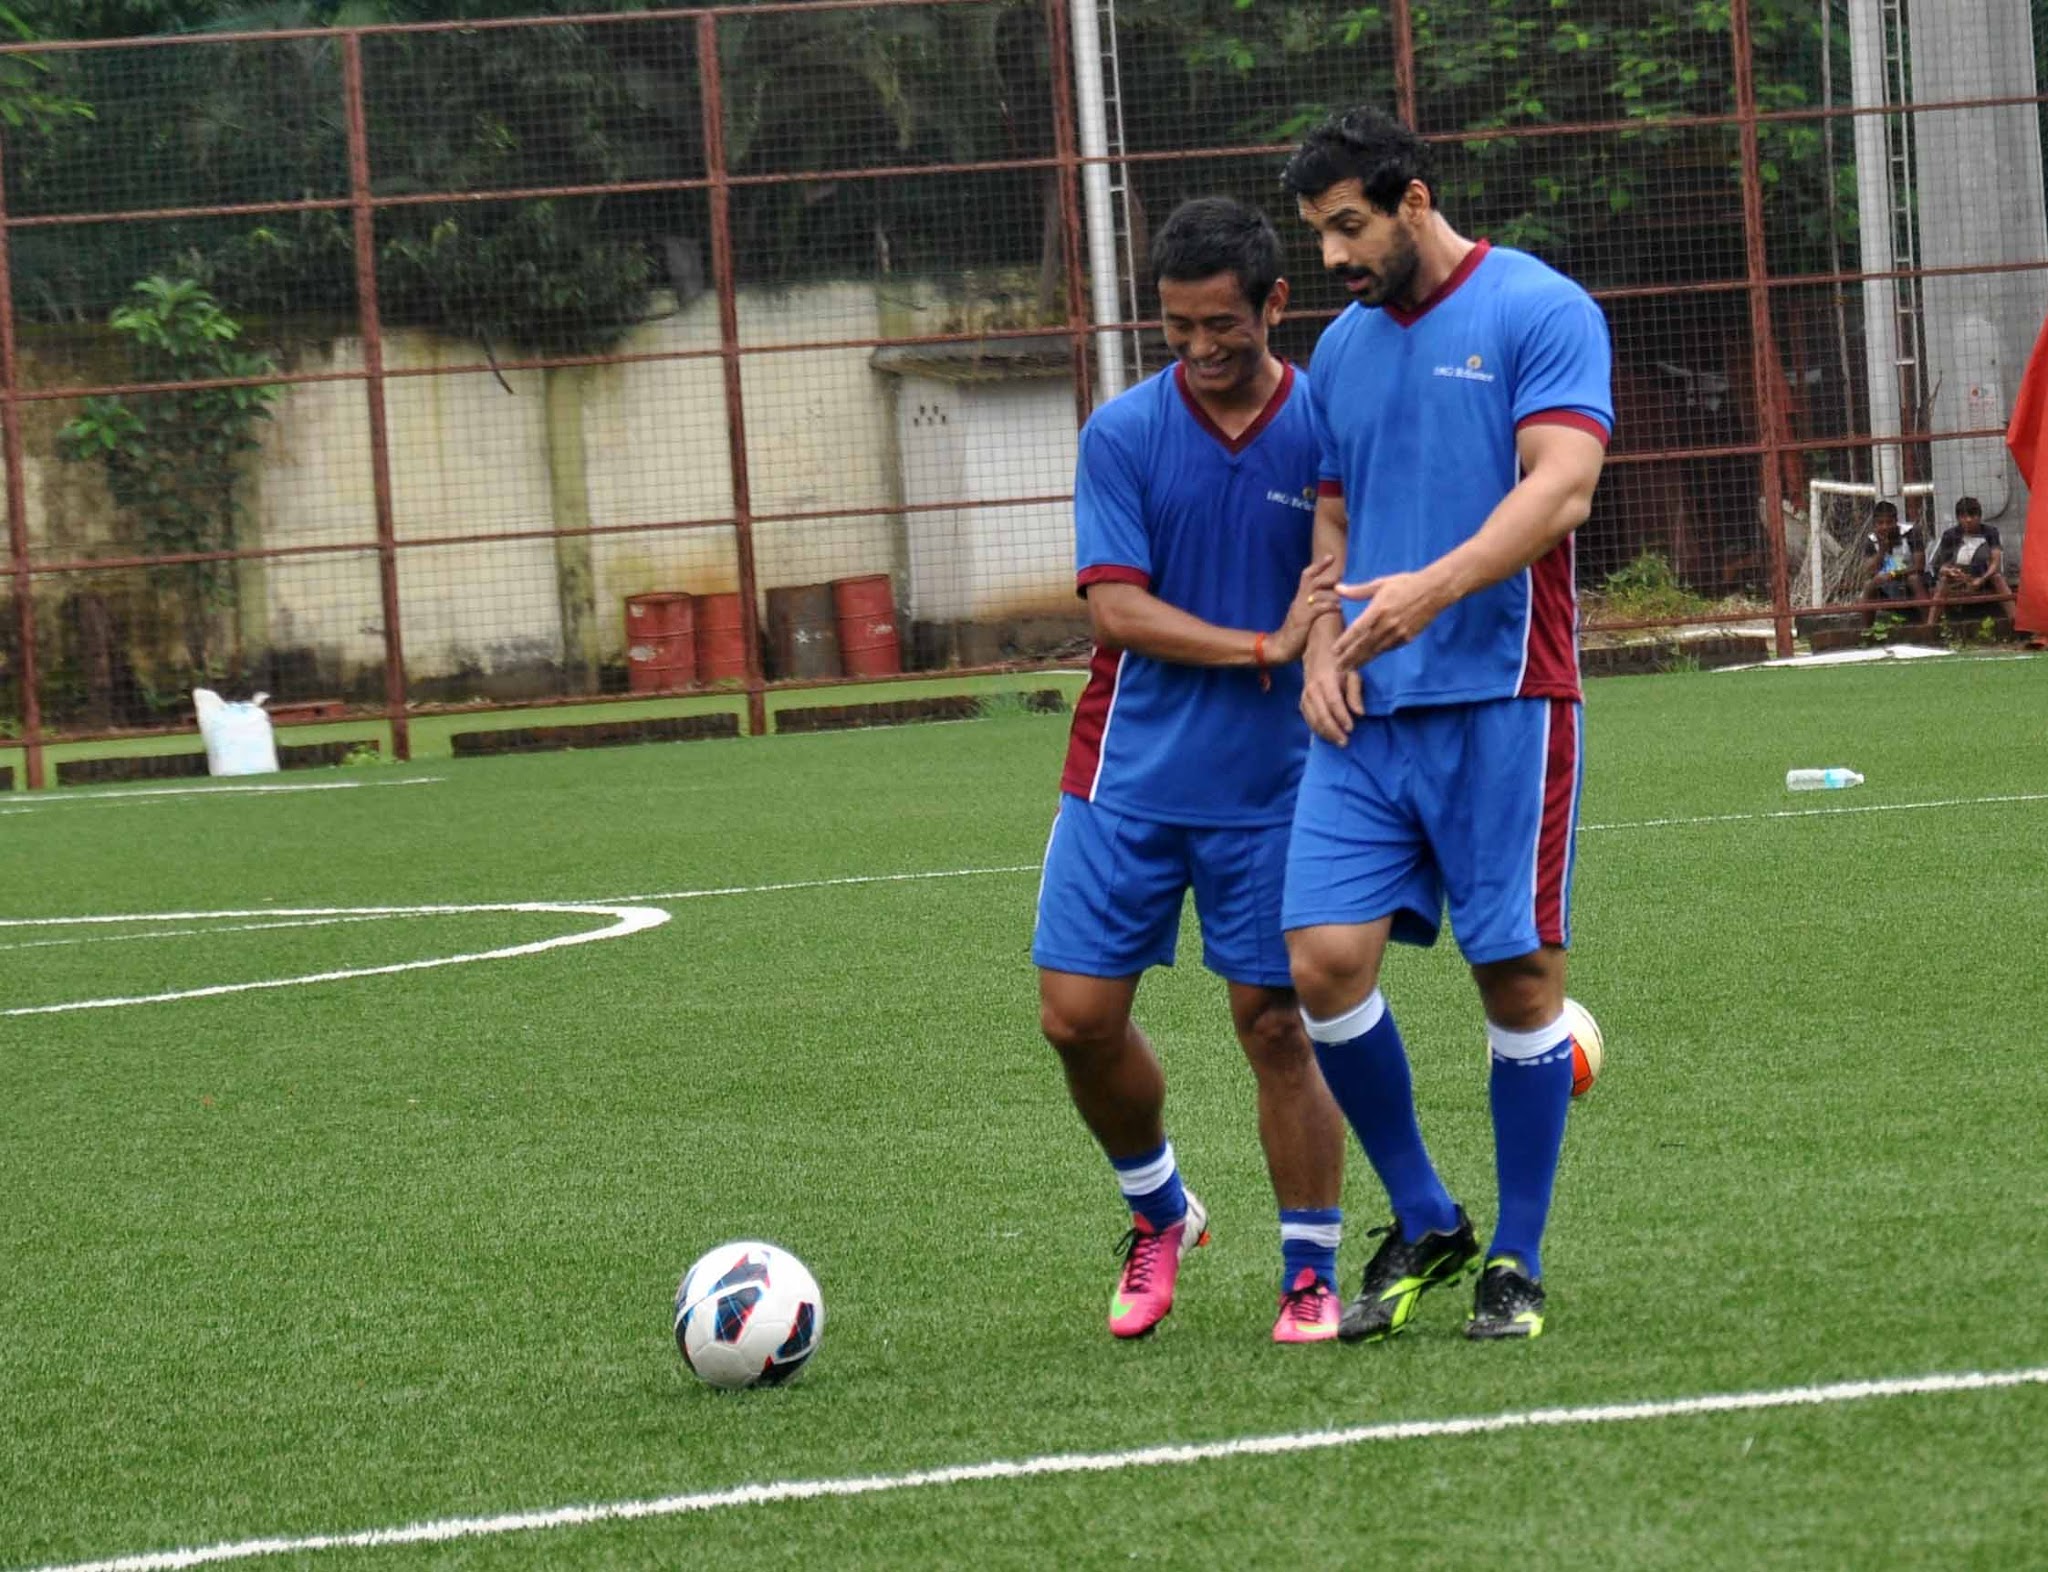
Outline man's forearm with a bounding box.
[1423,466,1589,606]
[1095,591,1265,667]
[1312,505,1347,575]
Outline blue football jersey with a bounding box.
[1059,361,1320,827]
[1308,242,1614,713]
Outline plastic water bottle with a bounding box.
[1785,768,1864,792]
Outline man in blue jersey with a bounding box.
[1278,108,1613,1340]
[1034,197,1348,1343]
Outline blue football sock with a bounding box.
[1279,1206,1342,1290]
[1486,1017,1575,1281]
[1110,1140,1187,1231]
[1303,991,1460,1240]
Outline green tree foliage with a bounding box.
[1112,0,1833,286]
[0,3,93,133]
[6,3,692,349]
[0,0,1852,341]
[57,277,282,678]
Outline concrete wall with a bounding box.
[897,372,1078,622]
[243,283,911,687]
[1911,0,2048,557]
[14,281,1069,696]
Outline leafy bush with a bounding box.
[1597,554,1712,621]
[57,278,281,679]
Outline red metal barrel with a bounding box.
[694,591,750,686]
[832,574,901,677]
[625,592,696,692]
[766,583,843,680]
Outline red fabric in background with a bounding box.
[2003,313,2048,634]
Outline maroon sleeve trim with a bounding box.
[1076,563,1151,598]
[1517,411,1612,447]
[1316,479,1345,498]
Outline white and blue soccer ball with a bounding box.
[674,1241,824,1390]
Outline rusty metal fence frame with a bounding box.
[1,0,2043,788]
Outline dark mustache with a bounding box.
[1331,266,1374,283]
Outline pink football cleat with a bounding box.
[1108,1191,1209,1338]
[1271,1267,1341,1343]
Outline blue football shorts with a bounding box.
[1032,793,1294,989]
[1282,697,1583,966]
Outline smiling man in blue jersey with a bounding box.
[1279,109,1612,1341]
[1034,197,1348,1344]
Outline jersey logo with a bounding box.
[1434,353,1497,384]
[1265,486,1316,513]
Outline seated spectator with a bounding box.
[1925,495,2015,627]
[1857,500,1924,624]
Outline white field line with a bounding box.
[20,1364,2048,1572]
[0,778,444,814]
[5,790,2040,1011]
[598,789,2048,907]
[1578,791,2048,833]
[611,865,1041,904]
[0,913,446,957]
[0,903,667,1018]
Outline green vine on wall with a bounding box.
[58,277,282,680]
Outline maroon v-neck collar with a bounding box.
[1383,239,1492,328]
[1174,359,1295,455]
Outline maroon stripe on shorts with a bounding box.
[1533,698,1579,947]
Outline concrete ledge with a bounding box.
[278,739,379,769]
[775,689,1068,735]
[1581,634,1772,677]
[55,738,382,786]
[450,713,740,757]
[57,753,209,786]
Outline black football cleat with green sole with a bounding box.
[1464,1256,1547,1340]
[1337,1207,1480,1343]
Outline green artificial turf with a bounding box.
[0,669,1093,780]
[2,653,2045,1570]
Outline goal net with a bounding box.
[1801,481,1935,607]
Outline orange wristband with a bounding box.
[1252,631,1271,692]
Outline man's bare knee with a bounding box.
[1472,949,1566,1030]
[1231,993,1316,1079]
[1286,924,1385,1019]
[1039,999,1125,1059]
[1038,972,1139,1062]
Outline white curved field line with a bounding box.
[15,1364,2047,1572]
[0,778,445,815]
[0,913,451,957]
[0,903,668,1018]
[6,788,2039,1013]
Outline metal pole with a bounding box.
[1390,0,1418,128]
[1846,0,1903,505]
[342,35,411,763]
[1045,0,1095,429]
[698,13,768,738]
[1820,1,1860,486]
[1732,0,1793,653]
[1066,0,1125,402]
[0,135,44,789]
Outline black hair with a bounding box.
[1150,197,1282,310]
[1956,495,1983,517]
[1872,500,1899,521]
[1279,105,1436,212]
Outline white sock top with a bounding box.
[1300,988,1387,1045]
[1486,1013,1571,1063]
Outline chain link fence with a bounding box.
[1,1,2042,782]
